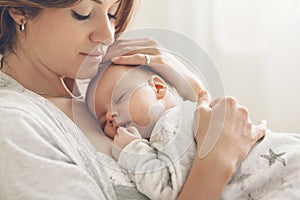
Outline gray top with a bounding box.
[0,71,148,200]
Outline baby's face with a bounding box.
[93,65,166,139]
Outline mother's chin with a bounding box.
[75,62,101,80]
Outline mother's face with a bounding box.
[22,0,120,79]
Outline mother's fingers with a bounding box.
[109,46,160,58]
[111,53,164,66]
[112,38,159,47]
[193,90,212,141]
[103,38,161,62]
[209,97,221,108]
[210,96,239,109]
[103,47,158,63]
[111,54,148,65]
[251,120,267,143]
[244,119,253,134]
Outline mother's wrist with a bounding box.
[180,150,235,200]
[195,145,236,182]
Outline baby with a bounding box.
[86,64,300,200]
[86,64,198,200]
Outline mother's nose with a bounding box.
[90,14,115,45]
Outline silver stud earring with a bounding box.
[19,22,25,32]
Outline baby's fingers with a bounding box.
[197,90,210,109]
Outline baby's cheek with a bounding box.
[128,98,152,127]
[129,105,152,127]
[104,126,117,139]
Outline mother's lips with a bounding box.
[80,52,103,63]
[80,52,102,57]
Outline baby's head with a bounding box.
[86,64,180,139]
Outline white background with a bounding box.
[128,0,300,133]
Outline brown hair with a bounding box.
[0,0,135,66]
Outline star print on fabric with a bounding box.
[227,164,252,185]
[260,148,286,167]
[248,193,255,200]
[228,173,252,184]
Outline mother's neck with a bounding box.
[2,51,74,97]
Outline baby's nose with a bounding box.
[106,111,117,120]
[106,112,119,127]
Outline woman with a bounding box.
[0,0,265,199]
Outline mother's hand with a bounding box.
[194,91,266,165]
[177,91,266,200]
[103,38,203,101]
[103,38,160,64]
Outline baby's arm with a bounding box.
[111,125,185,200]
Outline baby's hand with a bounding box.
[111,126,142,160]
[113,126,142,148]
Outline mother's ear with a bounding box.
[149,75,167,99]
[8,8,28,31]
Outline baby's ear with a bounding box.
[149,75,167,99]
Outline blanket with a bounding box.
[221,131,300,199]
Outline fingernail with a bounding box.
[111,57,119,62]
